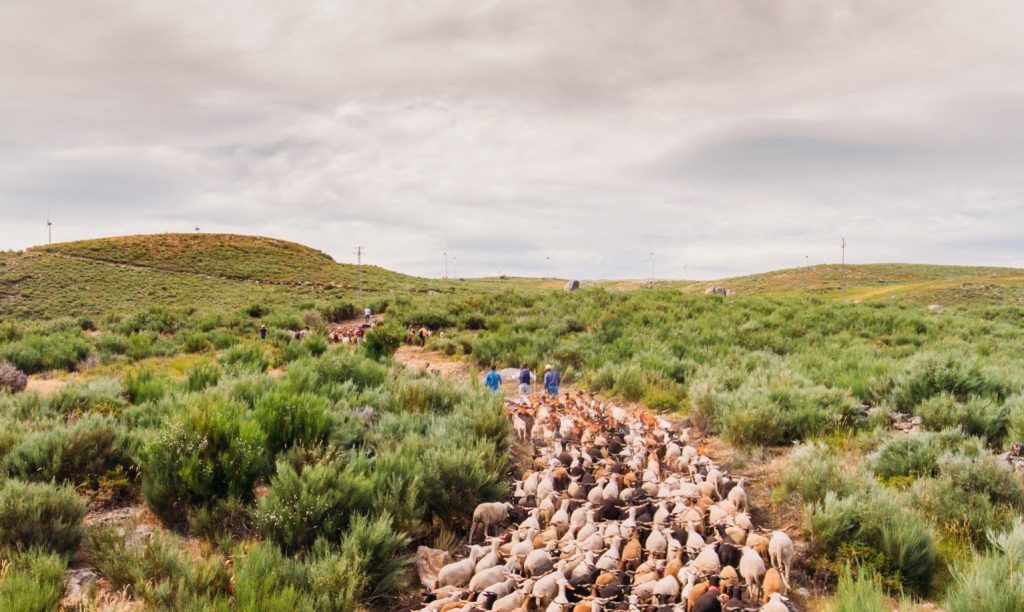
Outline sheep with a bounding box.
[653,574,680,605]
[761,567,786,603]
[768,530,795,587]
[727,477,748,512]
[760,592,790,612]
[435,546,484,589]
[468,502,513,543]
[739,546,767,603]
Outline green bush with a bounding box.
[0,548,67,611]
[827,566,887,612]
[945,520,1024,612]
[363,323,403,361]
[722,385,861,446]
[124,367,174,404]
[252,391,331,454]
[780,442,861,504]
[0,332,91,373]
[141,396,267,523]
[320,302,356,323]
[3,415,135,486]
[0,479,85,554]
[86,526,231,608]
[185,361,222,392]
[49,378,126,414]
[868,429,980,480]
[336,512,412,602]
[256,454,373,553]
[220,343,271,374]
[233,542,311,612]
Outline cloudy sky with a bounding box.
[1,1,1022,279]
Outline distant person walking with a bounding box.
[258,324,267,340]
[518,364,532,398]
[544,364,561,396]
[355,326,364,347]
[485,365,502,394]
[364,306,372,323]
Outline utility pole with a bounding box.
[452,256,457,278]
[47,217,52,244]
[805,255,809,268]
[545,256,550,278]
[649,252,655,283]
[354,246,364,301]
[840,237,847,302]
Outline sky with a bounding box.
[1,0,1022,279]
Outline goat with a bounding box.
[768,530,795,588]
[469,502,512,543]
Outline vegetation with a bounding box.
[2,233,1023,608]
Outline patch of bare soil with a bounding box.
[394,345,473,381]
[25,375,69,394]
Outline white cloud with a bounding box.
[0,0,1022,278]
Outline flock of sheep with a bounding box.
[417,392,797,611]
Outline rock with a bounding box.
[356,406,376,423]
[889,411,922,433]
[564,279,580,292]
[703,286,733,297]
[416,546,452,591]
[927,304,945,312]
[62,567,98,609]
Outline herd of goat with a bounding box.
[417,392,797,612]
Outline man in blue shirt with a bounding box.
[543,364,560,397]
[518,364,532,397]
[484,365,502,394]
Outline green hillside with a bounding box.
[687,263,1024,306]
[2,234,427,319]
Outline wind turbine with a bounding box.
[47,215,53,244]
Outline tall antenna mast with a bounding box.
[840,237,847,302]
[47,215,53,244]
[546,256,550,278]
[649,252,655,283]
[354,246,364,301]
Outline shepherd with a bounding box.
[544,364,561,397]
[518,363,532,398]
[364,306,372,323]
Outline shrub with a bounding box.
[124,367,174,404]
[363,323,403,361]
[141,396,267,523]
[868,429,980,481]
[306,541,365,612]
[256,455,373,553]
[220,344,271,374]
[321,302,356,323]
[945,520,1024,612]
[3,415,135,486]
[0,332,91,373]
[613,365,649,401]
[337,512,412,602]
[252,391,332,454]
[49,378,126,414]
[827,566,887,612]
[189,496,254,542]
[722,385,861,446]
[185,361,222,392]
[0,361,27,393]
[86,526,232,608]
[245,303,270,318]
[0,548,67,611]
[780,443,861,504]
[233,542,311,612]
[877,510,936,592]
[0,479,85,554]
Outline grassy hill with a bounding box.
[686,263,1024,306]
[2,234,427,319]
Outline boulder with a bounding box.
[62,568,98,609]
[564,280,580,292]
[703,286,733,297]
[927,304,944,312]
[416,546,452,591]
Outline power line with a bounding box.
[354,246,364,301]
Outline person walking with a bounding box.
[485,365,502,394]
[258,324,267,340]
[543,364,561,396]
[518,364,532,398]
[364,306,372,323]
[355,326,364,347]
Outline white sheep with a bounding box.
[727,477,748,512]
[768,530,795,587]
[739,546,767,603]
[436,546,484,589]
[760,592,789,612]
[468,501,513,543]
